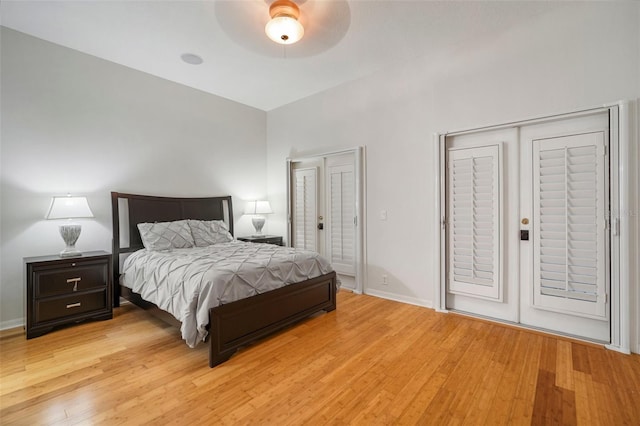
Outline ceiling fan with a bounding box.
[213,0,351,58]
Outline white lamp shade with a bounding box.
[244,200,273,215]
[45,196,94,219]
[265,16,304,45]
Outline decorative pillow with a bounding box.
[188,219,233,247]
[137,220,195,251]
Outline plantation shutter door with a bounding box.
[532,132,607,319]
[447,144,502,300]
[328,164,355,274]
[293,168,317,251]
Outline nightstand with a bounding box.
[25,250,112,339]
[237,235,284,246]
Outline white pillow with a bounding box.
[137,220,195,251]
[188,219,233,247]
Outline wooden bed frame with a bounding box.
[111,192,337,367]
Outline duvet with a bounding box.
[120,241,334,347]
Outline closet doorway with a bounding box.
[287,147,365,293]
[436,103,632,352]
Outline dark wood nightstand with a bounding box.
[25,250,112,339]
[237,235,284,246]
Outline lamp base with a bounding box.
[60,249,82,258]
[59,223,83,258]
[251,217,266,236]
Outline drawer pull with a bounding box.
[66,302,81,309]
[67,277,81,292]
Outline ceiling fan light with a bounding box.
[265,16,304,45]
[265,0,304,45]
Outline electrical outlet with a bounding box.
[382,274,388,285]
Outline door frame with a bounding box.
[434,101,633,354]
[286,146,367,294]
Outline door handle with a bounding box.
[521,218,530,241]
[317,223,324,230]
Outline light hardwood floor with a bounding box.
[1,291,639,425]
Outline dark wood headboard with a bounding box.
[110,192,233,306]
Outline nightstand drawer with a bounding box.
[34,261,108,297]
[258,236,283,245]
[35,290,107,323]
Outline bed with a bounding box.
[111,192,337,367]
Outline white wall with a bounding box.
[266,3,640,345]
[0,28,267,328]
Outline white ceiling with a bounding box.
[1,0,570,111]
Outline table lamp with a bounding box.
[244,200,272,236]
[45,195,94,257]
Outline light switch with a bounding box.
[380,210,387,221]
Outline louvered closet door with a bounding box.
[327,163,355,275]
[532,133,607,319]
[447,144,502,301]
[444,111,610,341]
[519,112,610,342]
[293,168,318,251]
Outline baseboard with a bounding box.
[605,343,632,355]
[364,288,433,309]
[338,283,357,292]
[1,318,24,331]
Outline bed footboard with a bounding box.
[208,271,337,367]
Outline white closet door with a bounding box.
[447,144,503,301]
[532,132,607,319]
[293,168,318,251]
[327,163,355,275]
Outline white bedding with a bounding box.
[120,241,334,347]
